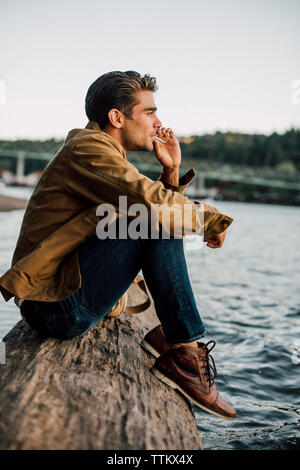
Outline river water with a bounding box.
[0,187,299,450]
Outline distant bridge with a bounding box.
[0,150,300,199]
[0,149,50,184]
[137,162,300,189]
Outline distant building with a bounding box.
[179,136,195,144]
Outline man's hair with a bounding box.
[85,71,158,129]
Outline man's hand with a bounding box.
[153,127,181,169]
[204,230,227,249]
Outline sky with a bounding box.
[0,0,300,140]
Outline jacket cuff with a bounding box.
[158,168,196,194]
[192,201,234,238]
[0,285,13,302]
[204,213,234,238]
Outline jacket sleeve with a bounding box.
[158,168,196,194]
[64,134,233,238]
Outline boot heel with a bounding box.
[140,340,160,358]
[151,367,177,389]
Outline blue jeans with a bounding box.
[21,234,206,342]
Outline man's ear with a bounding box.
[107,109,124,129]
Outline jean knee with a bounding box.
[59,305,99,338]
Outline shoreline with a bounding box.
[0,194,28,211]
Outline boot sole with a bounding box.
[151,366,236,421]
[140,339,160,358]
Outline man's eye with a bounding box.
[147,112,154,115]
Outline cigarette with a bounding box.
[154,136,167,144]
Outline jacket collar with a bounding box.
[85,120,102,131]
[84,120,127,160]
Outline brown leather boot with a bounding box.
[151,340,236,420]
[140,324,171,358]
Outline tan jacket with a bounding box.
[0,121,233,316]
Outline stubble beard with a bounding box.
[123,130,153,152]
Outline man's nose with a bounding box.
[155,117,162,128]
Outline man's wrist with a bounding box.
[161,166,179,186]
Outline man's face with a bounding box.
[120,90,162,152]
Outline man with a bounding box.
[0,71,236,420]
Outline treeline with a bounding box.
[179,129,300,172]
[0,138,62,154]
[1,129,300,172]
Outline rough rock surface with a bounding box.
[0,282,203,450]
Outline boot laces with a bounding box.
[202,340,218,387]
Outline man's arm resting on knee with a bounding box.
[63,134,233,238]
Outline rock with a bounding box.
[0,282,203,450]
